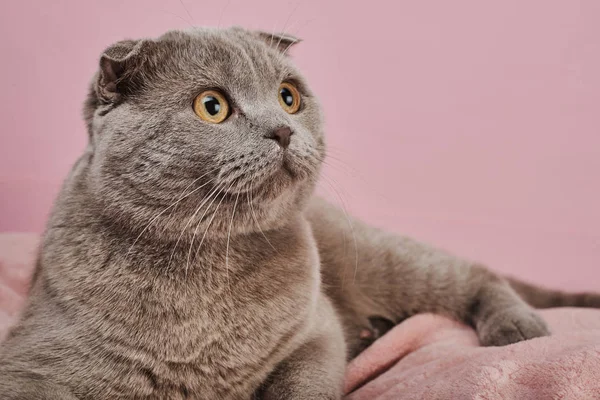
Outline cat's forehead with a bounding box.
[153,28,298,95]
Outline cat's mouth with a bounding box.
[215,148,316,199]
[239,152,306,199]
[214,154,298,197]
[281,155,299,179]
[254,154,300,191]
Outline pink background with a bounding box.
[1,1,598,290]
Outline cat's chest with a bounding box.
[161,278,315,353]
[144,258,320,396]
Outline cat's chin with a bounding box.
[244,166,298,198]
[261,154,313,190]
[225,154,310,194]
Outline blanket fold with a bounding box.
[345,309,600,399]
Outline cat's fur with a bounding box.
[1,27,599,400]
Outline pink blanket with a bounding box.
[345,311,600,399]
[2,234,600,399]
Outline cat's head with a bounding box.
[83,27,325,238]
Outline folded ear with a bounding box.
[255,31,302,54]
[96,39,154,102]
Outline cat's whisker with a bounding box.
[163,166,224,228]
[126,166,220,262]
[194,180,234,261]
[177,0,195,26]
[168,182,224,271]
[275,0,302,50]
[321,160,352,178]
[281,37,301,55]
[320,173,359,287]
[161,9,194,28]
[325,144,351,156]
[314,149,377,201]
[321,149,393,206]
[323,153,360,177]
[297,158,318,177]
[320,166,353,202]
[281,19,312,55]
[308,146,357,176]
[317,174,347,259]
[216,0,231,29]
[197,181,234,283]
[248,178,278,252]
[323,148,360,168]
[185,181,228,276]
[225,190,241,293]
[268,21,278,49]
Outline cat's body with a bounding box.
[1,27,599,400]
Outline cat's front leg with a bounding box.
[467,270,550,346]
[259,296,346,400]
[314,217,549,348]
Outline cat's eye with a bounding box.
[193,90,230,123]
[278,82,301,114]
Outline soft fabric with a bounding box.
[1,234,600,399]
[345,310,600,399]
[0,233,38,341]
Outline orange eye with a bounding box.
[278,82,301,114]
[193,90,230,123]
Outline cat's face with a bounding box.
[84,27,325,237]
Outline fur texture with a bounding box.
[1,27,599,400]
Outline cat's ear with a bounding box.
[96,39,154,103]
[255,31,302,54]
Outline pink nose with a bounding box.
[265,127,293,149]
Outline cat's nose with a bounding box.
[264,127,293,149]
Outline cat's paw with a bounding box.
[477,306,550,346]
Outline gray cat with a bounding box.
[1,27,599,400]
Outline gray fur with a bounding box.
[1,27,599,400]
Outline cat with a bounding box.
[1,26,599,400]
